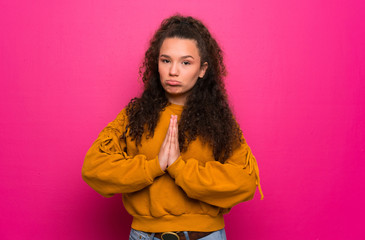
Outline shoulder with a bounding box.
[116,97,141,121]
[116,107,128,119]
[103,107,129,132]
[114,107,130,127]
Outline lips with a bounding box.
[166,80,181,86]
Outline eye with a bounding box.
[182,61,191,65]
[161,59,170,63]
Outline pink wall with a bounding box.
[1,0,364,239]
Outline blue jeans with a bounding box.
[129,228,227,240]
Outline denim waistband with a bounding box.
[129,228,227,240]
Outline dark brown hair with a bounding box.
[123,14,243,163]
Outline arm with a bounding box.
[81,109,165,197]
[167,139,264,208]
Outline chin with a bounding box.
[167,92,182,96]
[164,87,182,95]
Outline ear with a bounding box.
[199,62,208,78]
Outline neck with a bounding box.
[165,93,187,106]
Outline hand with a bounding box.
[168,115,180,167]
[158,115,180,171]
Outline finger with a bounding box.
[167,115,174,146]
[171,116,178,143]
[175,116,179,149]
[162,116,173,147]
[171,116,178,149]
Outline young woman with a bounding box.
[82,14,263,240]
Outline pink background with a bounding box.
[1,0,364,239]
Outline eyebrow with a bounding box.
[160,54,195,60]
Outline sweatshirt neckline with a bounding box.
[167,102,184,111]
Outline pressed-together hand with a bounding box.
[158,115,180,171]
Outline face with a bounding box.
[158,37,208,105]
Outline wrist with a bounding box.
[159,162,167,171]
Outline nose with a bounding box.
[169,62,179,76]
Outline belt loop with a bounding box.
[149,232,155,240]
[183,231,190,240]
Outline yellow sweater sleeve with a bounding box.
[82,109,165,197]
[167,139,264,208]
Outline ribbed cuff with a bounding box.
[166,156,185,179]
[145,157,165,182]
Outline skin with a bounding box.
[158,37,208,171]
[158,37,208,106]
[158,114,179,171]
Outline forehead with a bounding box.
[159,38,200,57]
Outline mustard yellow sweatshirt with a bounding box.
[82,103,263,232]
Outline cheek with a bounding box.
[158,64,167,77]
[188,67,202,81]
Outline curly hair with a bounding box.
[123,14,243,163]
